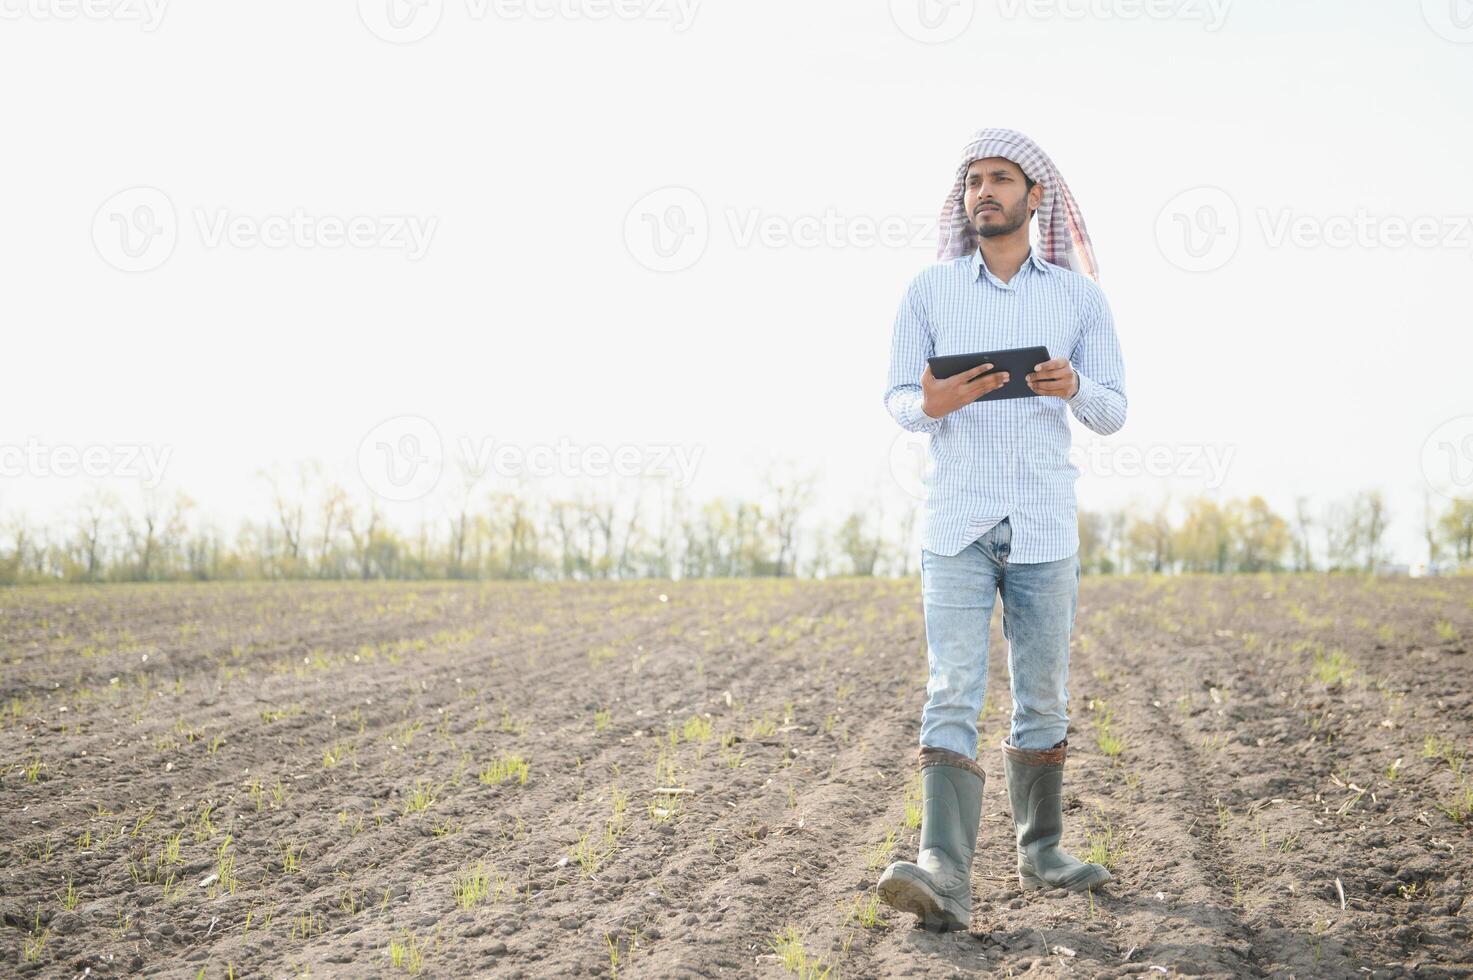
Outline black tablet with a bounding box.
[927,345,1052,402]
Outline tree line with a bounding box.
[2,466,1470,584]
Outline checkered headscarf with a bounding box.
[935,127,1099,281]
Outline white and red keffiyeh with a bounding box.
[935,127,1099,281]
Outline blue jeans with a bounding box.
[918,516,1080,758]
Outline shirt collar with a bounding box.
[972,246,1054,287]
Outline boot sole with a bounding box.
[877,865,969,932]
[1019,865,1112,893]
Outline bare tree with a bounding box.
[1438,497,1473,566]
[549,496,586,580]
[836,504,884,576]
[490,483,541,579]
[1126,496,1174,574]
[1077,508,1110,573]
[761,459,819,578]
[0,510,30,585]
[588,498,616,579]
[1321,497,1357,572]
[446,461,488,580]
[1175,497,1232,573]
[1229,496,1290,572]
[893,494,921,577]
[645,476,683,580]
[345,499,382,579]
[1422,485,1444,571]
[1355,489,1391,573]
[317,482,349,578]
[259,462,316,571]
[1291,495,1315,572]
[76,487,118,582]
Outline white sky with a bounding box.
[2,0,1471,566]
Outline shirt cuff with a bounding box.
[1064,369,1096,409]
[908,395,944,432]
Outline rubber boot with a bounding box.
[1000,736,1111,893]
[876,746,984,932]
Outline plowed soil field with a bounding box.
[2,575,1470,978]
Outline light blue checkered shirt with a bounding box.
[884,247,1127,563]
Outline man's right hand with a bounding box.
[920,361,1011,420]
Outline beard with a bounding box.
[973,197,1029,238]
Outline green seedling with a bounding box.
[388,930,427,974]
[1083,813,1126,870]
[1424,735,1466,776]
[290,910,324,939]
[1093,704,1125,759]
[478,753,530,786]
[453,862,493,910]
[570,829,616,876]
[683,715,713,743]
[1440,782,1473,824]
[191,802,217,843]
[403,779,437,814]
[850,892,884,928]
[769,924,832,980]
[1311,648,1355,687]
[864,828,898,871]
[22,924,48,963]
[281,840,305,874]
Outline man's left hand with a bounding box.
[1026,357,1079,399]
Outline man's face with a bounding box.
[963,157,1039,239]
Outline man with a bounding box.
[877,128,1127,932]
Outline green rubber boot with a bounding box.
[1000,736,1111,893]
[876,747,985,932]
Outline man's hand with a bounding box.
[920,361,1011,419]
[1025,356,1079,399]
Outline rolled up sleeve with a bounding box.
[883,275,943,435]
[1066,284,1127,436]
